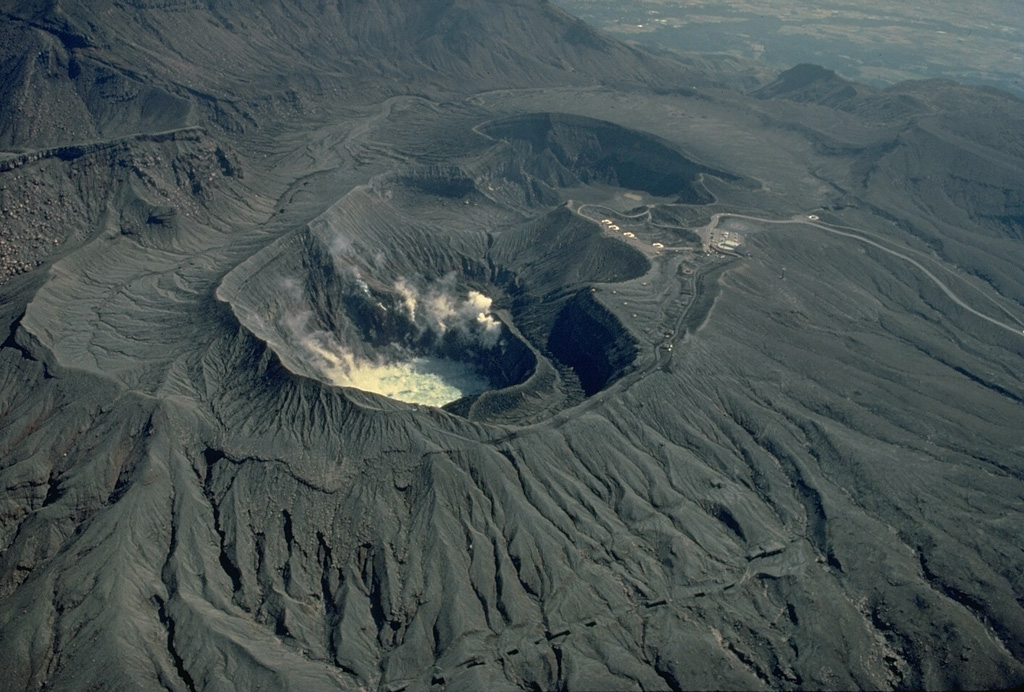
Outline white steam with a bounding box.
[394,276,502,348]
[280,274,502,406]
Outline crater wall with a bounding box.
[479,112,737,203]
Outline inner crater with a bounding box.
[298,273,528,407]
[216,183,540,414]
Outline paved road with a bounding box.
[714,213,1024,338]
[571,202,1024,337]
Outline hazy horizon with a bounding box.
[554,0,1024,96]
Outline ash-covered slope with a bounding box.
[0,0,690,150]
[754,63,871,108]
[2,1,1024,691]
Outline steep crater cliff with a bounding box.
[478,112,739,204]
[217,166,652,420]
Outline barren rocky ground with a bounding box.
[1,2,1022,690]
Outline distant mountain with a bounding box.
[754,63,870,107]
[755,63,1024,258]
[0,0,694,149]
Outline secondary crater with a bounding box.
[476,112,739,205]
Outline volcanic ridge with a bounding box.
[1,2,1023,692]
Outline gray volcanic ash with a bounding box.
[1,1,1023,691]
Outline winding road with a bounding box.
[713,212,1024,337]
[572,200,1024,338]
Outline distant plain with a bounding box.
[555,0,1024,96]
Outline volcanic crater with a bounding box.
[5,2,1024,689]
[217,113,726,421]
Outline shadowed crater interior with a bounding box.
[216,196,537,412]
[215,116,700,419]
[478,112,737,203]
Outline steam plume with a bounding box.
[277,273,501,405]
[395,275,501,348]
